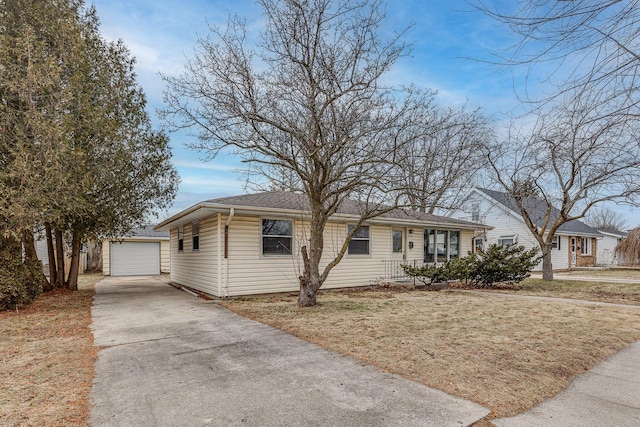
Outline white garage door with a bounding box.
[110,242,160,276]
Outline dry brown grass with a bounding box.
[222,288,640,418]
[493,278,640,305]
[0,273,102,427]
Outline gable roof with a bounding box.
[476,188,602,237]
[156,191,488,231]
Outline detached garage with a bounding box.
[103,226,170,276]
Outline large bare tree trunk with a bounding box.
[66,230,81,291]
[541,247,554,280]
[298,246,316,306]
[298,212,326,307]
[55,229,65,287]
[45,223,57,288]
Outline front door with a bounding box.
[570,237,577,267]
[392,228,405,262]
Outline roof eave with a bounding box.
[156,202,491,231]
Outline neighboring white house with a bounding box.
[154,191,487,298]
[447,188,602,270]
[596,229,627,267]
[103,225,170,276]
[35,234,86,276]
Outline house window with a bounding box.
[178,226,184,252]
[474,237,485,253]
[192,222,200,251]
[551,235,561,250]
[449,231,460,259]
[424,229,460,263]
[498,235,517,246]
[581,237,592,255]
[348,225,370,255]
[392,230,403,253]
[471,203,480,222]
[262,219,292,255]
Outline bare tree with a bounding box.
[616,227,640,266]
[399,103,491,213]
[475,0,640,109]
[486,87,640,280]
[162,0,431,306]
[586,207,628,232]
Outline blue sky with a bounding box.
[90,0,638,227]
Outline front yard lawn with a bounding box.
[560,268,640,280]
[0,273,102,427]
[221,288,640,419]
[491,278,640,305]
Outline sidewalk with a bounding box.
[530,273,640,284]
[494,340,640,426]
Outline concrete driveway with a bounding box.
[90,276,489,426]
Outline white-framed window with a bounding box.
[192,221,200,251]
[471,202,480,222]
[178,226,184,252]
[581,237,592,255]
[261,219,293,255]
[498,235,517,247]
[392,230,403,253]
[348,225,370,255]
[551,235,561,250]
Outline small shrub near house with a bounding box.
[403,244,540,289]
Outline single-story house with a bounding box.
[103,225,170,276]
[154,191,487,297]
[447,188,603,270]
[596,228,627,267]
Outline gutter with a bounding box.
[223,208,235,297]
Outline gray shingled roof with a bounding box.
[205,191,482,228]
[126,225,169,238]
[477,188,602,236]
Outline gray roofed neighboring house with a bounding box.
[447,187,602,270]
[476,188,602,237]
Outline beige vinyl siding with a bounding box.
[459,230,474,257]
[222,215,477,296]
[170,216,218,296]
[160,240,170,273]
[225,215,300,296]
[103,240,111,275]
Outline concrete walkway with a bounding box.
[530,273,640,284]
[89,276,489,426]
[494,340,640,427]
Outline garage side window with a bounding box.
[178,226,184,252]
[262,219,292,255]
[192,222,200,251]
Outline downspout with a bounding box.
[224,208,235,297]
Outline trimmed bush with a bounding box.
[403,244,540,289]
[470,244,540,288]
